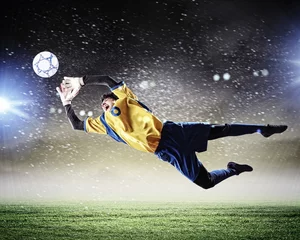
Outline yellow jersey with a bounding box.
[84,82,163,153]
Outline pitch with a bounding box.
[0,201,299,240]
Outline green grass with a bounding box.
[0,201,299,240]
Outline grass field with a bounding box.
[0,201,299,240]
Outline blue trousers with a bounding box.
[155,121,263,189]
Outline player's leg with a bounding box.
[193,161,253,189]
[208,123,287,140]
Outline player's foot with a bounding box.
[261,124,288,138]
[227,162,253,175]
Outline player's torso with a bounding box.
[105,97,163,153]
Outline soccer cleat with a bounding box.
[260,124,288,138]
[227,162,253,175]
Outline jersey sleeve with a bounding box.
[84,116,106,134]
[110,81,138,100]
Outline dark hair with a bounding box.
[101,92,118,102]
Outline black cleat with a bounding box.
[227,162,253,175]
[261,124,288,138]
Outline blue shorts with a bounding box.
[154,121,211,181]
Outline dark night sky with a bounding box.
[0,0,300,202]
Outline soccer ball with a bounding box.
[32,51,59,78]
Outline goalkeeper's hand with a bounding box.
[62,76,84,93]
[56,83,78,106]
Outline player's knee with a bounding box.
[193,175,215,190]
[199,181,215,190]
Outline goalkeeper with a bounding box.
[56,75,287,189]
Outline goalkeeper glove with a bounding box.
[56,83,78,106]
[62,76,84,93]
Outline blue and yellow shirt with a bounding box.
[84,82,163,153]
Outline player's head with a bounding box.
[101,92,118,112]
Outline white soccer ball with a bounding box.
[32,51,59,78]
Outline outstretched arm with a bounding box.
[65,104,84,131]
[83,75,118,88]
[56,84,84,131]
[62,75,119,94]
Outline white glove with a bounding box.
[62,76,84,93]
[56,83,78,106]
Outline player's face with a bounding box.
[101,98,115,112]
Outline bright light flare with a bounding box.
[0,96,30,118]
[0,97,10,112]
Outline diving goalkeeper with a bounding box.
[56,75,287,189]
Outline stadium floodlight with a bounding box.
[0,97,10,112]
[0,96,30,119]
